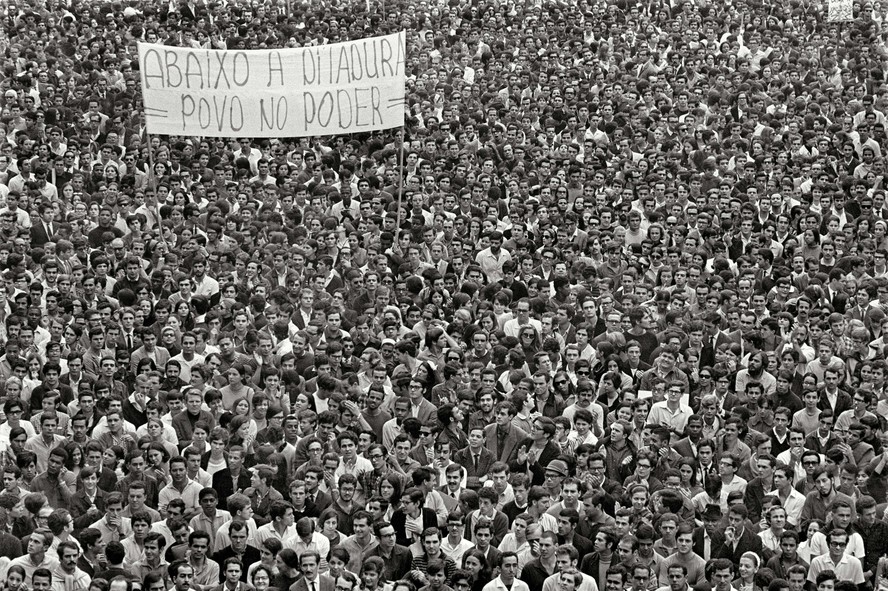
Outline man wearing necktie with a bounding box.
[293,551,334,591]
[30,202,56,247]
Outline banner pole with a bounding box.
[147,131,155,190]
[145,130,172,253]
[395,125,405,230]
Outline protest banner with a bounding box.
[828,0,853,21]
[138,31,406,137]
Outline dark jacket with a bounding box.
[508,439,561,486]
[692,526,725,561]
[391,507,438,547]
[363,543,413,581]
[453,446,496,490]
[70,489,107,531]
[212,545,262,581]
[522,557,556,590]
[212,468,252,511]
[714,527,763,567]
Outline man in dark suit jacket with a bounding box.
[817,386,853,417]
[289,551,333,591]
[673,417,704,460]
[743,472,773,524]
[453,439,495,490]
[0,523,22,561]
[391,489,438,547]
[212,459,251,511]
[714,505,763,568]
[70,484,107,532]
[692,505,725,561]
[484,403,528,464]
[30,205,56,247]
[305,487,333,518]
[129,334,171,375]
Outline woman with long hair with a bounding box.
[63,324,85,357]
[413,362,437,402]
[228,414,255,455]
[135,357,159,379]
[220,364,255,410]
[677,459,703,503]
[22,354,43,404]
[603,354,634,391]
[145,441,171,483]
[3,565,28,591]
[63,441,85,482]
[461,549,491,591]
[518,325,543,370]
[379,474,404,520]
[102,445,126,481]
[173,299,196,331]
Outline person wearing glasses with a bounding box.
[363,521,411,582]
[799,468,857,535]
[503,298,542,341]
[806,530,864,586]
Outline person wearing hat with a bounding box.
[541,458,569,499]
[692,505,725,561]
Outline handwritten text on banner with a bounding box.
[138,32,406,137]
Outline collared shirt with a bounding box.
[292,532,331,572]
[91,515,133,544]
[718,476,748,512]
[255,522,299,547]
[213,518,259,554]
[189,558,220,589]
[767,486,806,526]
[334,455,373,480]
[482,576,531,591]
[131,558,171,586]
[647,401,694,435]
[8,553,60,584]
[440,536,475,565]
[807,553,864,584]
[24,433,66,472]
[189,510,232,551]
[807,530,865,559]
[159,479,203,516]
[121,537,147,568]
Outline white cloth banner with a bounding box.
[828,0,853,21]
[138,31,406,137]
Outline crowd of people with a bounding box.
[3,1,888,591]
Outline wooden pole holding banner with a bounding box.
[395,125,405,230]
[145,130,172,254]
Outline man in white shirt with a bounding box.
[482,552,529,591]
[504,299,542,339]
[807,529,864,585]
